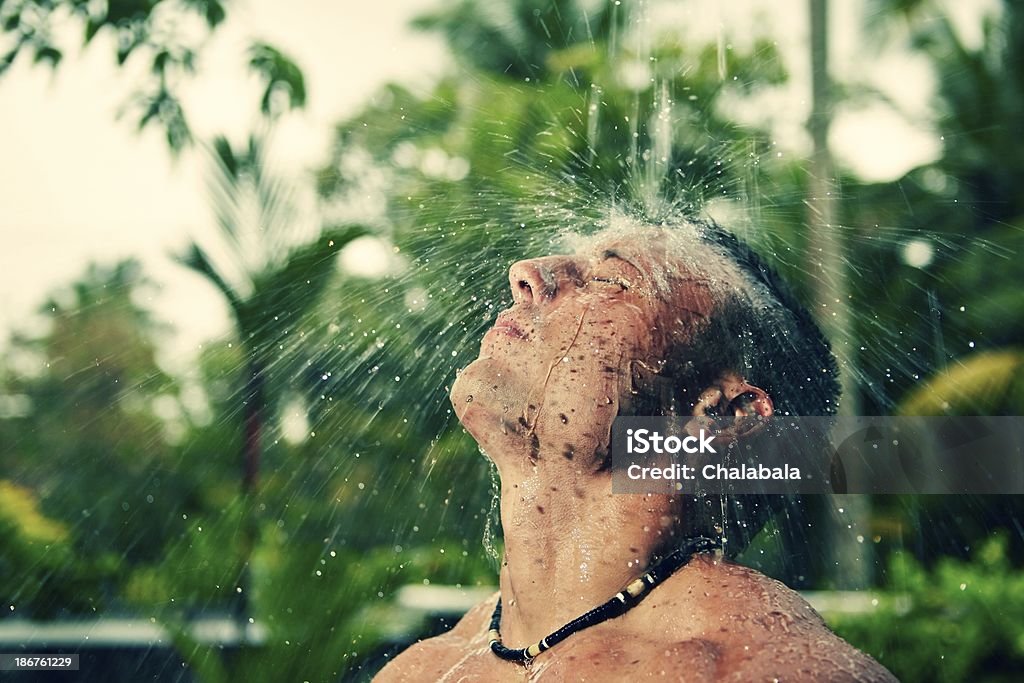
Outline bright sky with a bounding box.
[0,0,448,371]
[0,0,993,372]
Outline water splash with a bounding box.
[480,451,503,571]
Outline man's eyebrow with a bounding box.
[601,249,642,272]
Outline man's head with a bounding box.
[450,218,838,555]
[451,218,838,469]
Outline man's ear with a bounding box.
[693,372,774,418]
[691,372,773,442]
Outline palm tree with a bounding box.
[178,131,367,619]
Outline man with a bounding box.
[375,218,896,681]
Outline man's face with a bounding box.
[450,227,715,468]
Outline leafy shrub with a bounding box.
[831,534,1024,683]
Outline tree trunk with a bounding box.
[235,358,264,626]
[243,360,264,495]
[807,0,871,589]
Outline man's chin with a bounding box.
[450,359,529,451]
[450,359,478,415]
[450,359,497,427]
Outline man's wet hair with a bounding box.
[622,217,840,418]
[655,219,841,556]
[687,219,841,417]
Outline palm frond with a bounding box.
[175,242,246,324]
[896,349,1024,416]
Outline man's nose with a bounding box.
[508,256,578,304]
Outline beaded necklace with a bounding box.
[488,536,721,663]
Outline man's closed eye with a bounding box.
[590,277,629,290]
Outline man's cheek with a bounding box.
[537,384,620,455]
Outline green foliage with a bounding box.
[897,349,1024,415]
[321,23,787,216]
[0,481,76,616]
[817,1,1024,413]
[248,42,306,119]
[0,260,196,616]
[892,2,1024,228]
[121,498,249,609]
[412,0,626,81]
[0,0,304,152]
[830,534,1024,682]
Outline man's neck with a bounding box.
[493,454,683,647]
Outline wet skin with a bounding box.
[375,227,896,682]
[375,556,896,682]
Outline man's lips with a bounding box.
[491,313,528,340]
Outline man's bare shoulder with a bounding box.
[633,556,898,682]
[372,591,497,682]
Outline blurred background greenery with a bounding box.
[1,0,1024,681]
